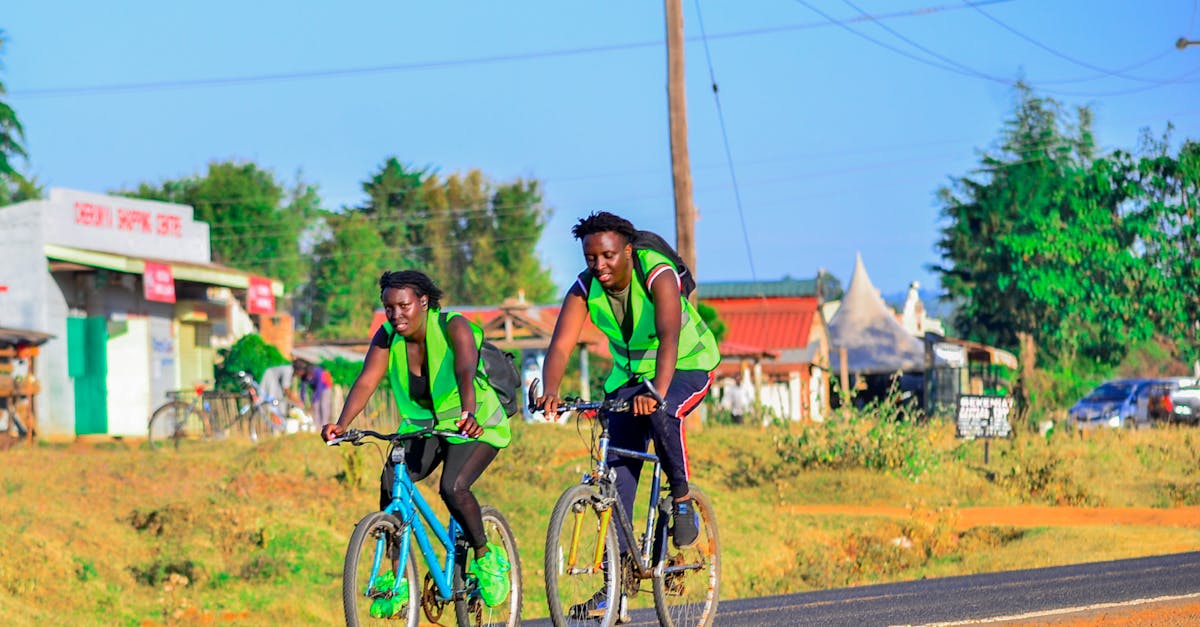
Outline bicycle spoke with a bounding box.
[653,488,720,627]
[545,484,620,627]
[343,512,419,627]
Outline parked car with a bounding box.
[1069,379,1155,430]
[1139,377,1197,424]
[1168,380,1200,425]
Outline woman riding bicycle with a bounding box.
[322,269,512,612]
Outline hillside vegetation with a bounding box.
[2,417,1199,626]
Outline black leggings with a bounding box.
[380,438,499,550]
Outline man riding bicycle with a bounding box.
[536,211,721,556]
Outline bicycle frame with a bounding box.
[581,413,672,580]
[369,437,467,603]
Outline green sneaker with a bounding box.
[468,542,511,607]
[367,570,408,618]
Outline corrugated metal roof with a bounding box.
[698,277,817,299]
[705,297,818,358]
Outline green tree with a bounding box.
[305,211,388,339]
[342,160,556,307]
[0,30,39,206]
[932,85,1149,365]
[119,161,317,291]
[1124,134,1200,364]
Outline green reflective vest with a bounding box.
[585,249,721,393]
[385,309,511,448]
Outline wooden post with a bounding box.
[839,346,850,408]
[665,0,696,303]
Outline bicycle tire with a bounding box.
[652,487,720,627]
[245,403,277,443]
[545,484,621,627]
[342,511,420,627]
[453,505,523,627]
[147,401,208,450]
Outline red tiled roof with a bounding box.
[704,296,817,352]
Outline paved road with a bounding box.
[524,551,1200,626]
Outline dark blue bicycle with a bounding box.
[328,427,522,627]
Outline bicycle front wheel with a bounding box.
[652,487,720,627]
[342,511,420,627]
[545,484,621,627]
[245,403,280,443]
[454,505,523,627]
[147,401,208,450]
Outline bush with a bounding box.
[215,334,288,392]
[780,389,940,481]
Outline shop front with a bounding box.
[0,188,282,440]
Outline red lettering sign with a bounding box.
[156,213,182,237]
[118,208,153,233]
[143,262,177,303]
[74,201,113,227]
[246,276,275,315]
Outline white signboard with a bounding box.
[955,395,1013,439]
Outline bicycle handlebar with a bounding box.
[325,427,470,446]
[525,378,632,414]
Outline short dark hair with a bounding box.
[571,211,636,243]
[379,269,443,309]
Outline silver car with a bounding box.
[1168,380,1200,425]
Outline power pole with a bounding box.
[665,0,696,297]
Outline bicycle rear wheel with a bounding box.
[147,401,209,450]
[453,505,523,626]
[652,487,720,627]
[343,511,420,627]
[545,484,621,627]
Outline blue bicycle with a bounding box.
[328,428,523,627]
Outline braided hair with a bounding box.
[571,211,636,243]
[379,270,443,309]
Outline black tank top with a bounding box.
[408,371,433,409]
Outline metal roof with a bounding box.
[697,277,817,299]
[704,296,818,358]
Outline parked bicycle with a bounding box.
[146,381,215,449]
[147,372,291,449]
[531,381,721,627]
[327,427,523,627]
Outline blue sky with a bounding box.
[4,1,1199,300]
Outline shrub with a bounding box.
[214,334,288,392]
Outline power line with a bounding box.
[8,0,1016,99]
[794,0,1200,96]
[965,2,1183,85]
[693,0,759,286]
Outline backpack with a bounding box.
[579,229,696,296]
[439,312,522,417]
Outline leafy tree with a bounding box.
[338,160,556,308]
[305,211,388,339]
[119,161,317,291]
[1123,134,1200,364]
[0,30,38,206]
[932,85,1148,365]
[697,302,727,343]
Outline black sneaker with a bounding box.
[568,589,630,623]
[672,498,700,549]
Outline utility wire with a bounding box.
[965,1,1182,85]
[10,0,1015,99]
[692,0,759,287]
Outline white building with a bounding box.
[0,189,282,440]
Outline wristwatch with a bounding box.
[460,411,476,422]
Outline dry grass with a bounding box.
[0,417,1198,625]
